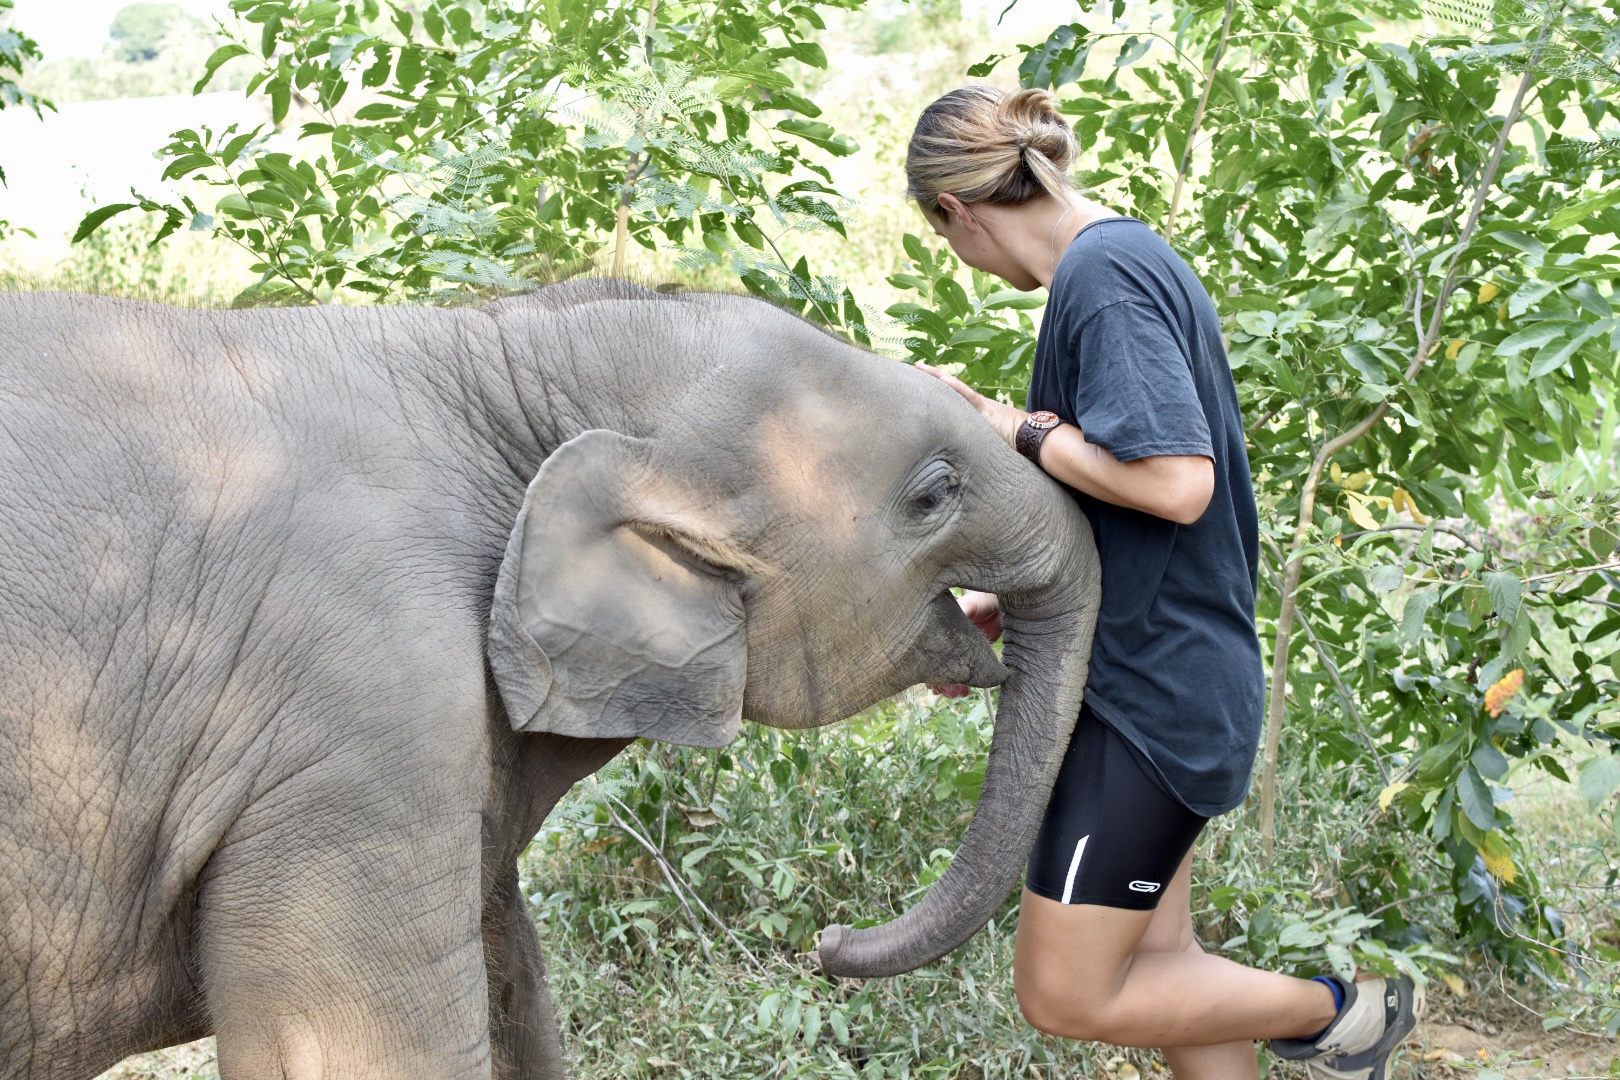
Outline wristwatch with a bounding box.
[1014,410,1062,466]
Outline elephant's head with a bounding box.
[487,290,1099,977]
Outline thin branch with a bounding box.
[1258,21,1553,850]
[1165,0,1236,243]
[1494,966,1617,1043]
[1523,559,1620,584]
[1296,606,1391,786]
[600,797,714,965]
[1363,888,1453,918]
[604,794,766,973]
[1260,533,1390,786]
[1340,522,1482,548]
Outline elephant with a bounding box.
[0,280,1098,1079]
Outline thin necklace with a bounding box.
[1048,204,1073,275]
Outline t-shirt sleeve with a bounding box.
[1068,300,1214,463]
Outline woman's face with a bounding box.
[927,200,1041,292]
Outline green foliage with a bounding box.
[893,0,1620,974]
[76,0,868,321]
[885,233,1043,401]
[0,0,46,122]
[110,3,193,63]
[0,0,50,240]
[531,697,1152,1078]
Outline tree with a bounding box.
[0,0,52,239]
[110,3,191,63]
[77,0,868,330]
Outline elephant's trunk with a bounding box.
[813,505,1099,978]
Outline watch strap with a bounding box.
[1015,411,1062,466]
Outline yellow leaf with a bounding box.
[1478,281,1501,304]
[1481,832,1517,883]
[1344,492,1380,531]
[1341,470,1373,492]
[1446,338,1465,360]
[1393,487,1428,524]
[1378,781,1411,811]
[1442,973,1469,998]
[1331,462,1343,483]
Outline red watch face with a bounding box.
[1027,410,1061,430]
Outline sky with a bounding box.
[10,0,230,61]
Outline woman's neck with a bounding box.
[1039,195,1120,289]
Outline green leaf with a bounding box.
[1403,589,1437,645]
[981,288,1045,310]
[194,42,251,94]
[160,154,216,182]
[1483,570,1521,625]
[1368,563,1405,592]
[966,53,1006,77]
[776,118,857,156]
[1495,322,1571,356]
[1578,754,1620,810]
[1501,609,1533,662]
[1114,35,1151,67]
[1471,739,1510,782]
[1549,191,1620,231]
[1417,733,1466,783]
[71,203,138,243]
[788,41,826,68]
[1457,766,1499,831]
[269,79,291,125]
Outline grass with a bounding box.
[93,688,1615,1078]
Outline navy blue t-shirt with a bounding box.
[1029,217,1265,817]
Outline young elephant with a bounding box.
[0,282,1098,1078]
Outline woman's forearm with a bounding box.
[1037,424,1213,525]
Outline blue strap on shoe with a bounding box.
[1306,975,1346,1040]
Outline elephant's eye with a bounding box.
[909,465,961,516]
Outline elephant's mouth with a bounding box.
[739,588,1008,730]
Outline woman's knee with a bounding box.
[1013,953,1122,1041]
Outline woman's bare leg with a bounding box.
[1013,848,1337,1078]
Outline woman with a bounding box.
[907,86,1417,1080]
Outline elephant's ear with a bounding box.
[489,429,750,748]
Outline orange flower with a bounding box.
[1484,668,1525,717]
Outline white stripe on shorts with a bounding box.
[1059,834,1090,905]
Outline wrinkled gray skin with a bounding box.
[0,282,1098,1079]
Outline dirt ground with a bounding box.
[1408,990,1619,1080]
[98,1014,1620,1080]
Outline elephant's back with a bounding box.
[0,293,296,670]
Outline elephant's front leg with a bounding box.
[197,792,493,1079]
[484,867,567,1079]
[481,732,633,1079]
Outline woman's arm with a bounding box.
[1037,424,1213,525]
[917,363,1214,525]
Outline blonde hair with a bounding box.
[905,86,1077,219]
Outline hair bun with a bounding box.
[905,85,1077,215]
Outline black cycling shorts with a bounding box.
[1025,705,1209,910]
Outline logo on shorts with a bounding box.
[1127,880,1161,893]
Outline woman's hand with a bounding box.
[917,363,1024,449]
[928,591,1003,698]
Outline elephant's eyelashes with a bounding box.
[907,463,962,517]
